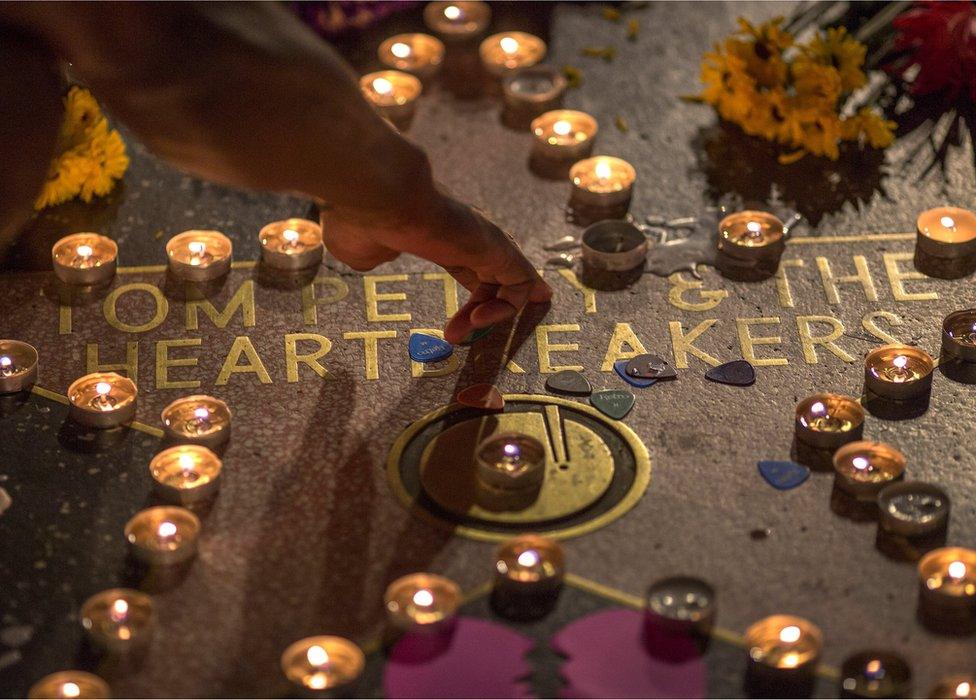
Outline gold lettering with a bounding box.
[103,283,169,333]
[669,319,720,369]
[862,310,904,345]
[410,328,459,378]
[774,259,805,308]
[364,274,411,323]
[215,336,272,385]
[535,324,583,373]
[600,323,648,371]
[155,338,202,390]
[796,315,854,364]
[301,277,349,325]
[816,255,878,305]
[285,333,332,382]
[185,280,256,330]
[343,330,397,380]
[883,252,938,302]
[736,317,787,367]
[422,273,459,319]
[667,273,728,312]
[59,305,72,335]
[86,341,139,379]
[556,269,597,314]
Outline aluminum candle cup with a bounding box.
[644,576,716,637]
[941,309,976,362]
[27,671,111,699]
[67,372,137,428]
[166,230,233,282]
[149,445,223,505]
[384,573,461,634]
[280,636,365,695]
[423,1,491,42]
[531,110,596,161]
[476,432,546,491]
[744,615,823,692]
[160,394,232,448]
[877,481,950,538]
[832,441,906,502]
[864,344,934,401]
[124,506,201,567]
[581,220,648,272]
[378,33,445,80]
[259,219,324,271]
[503,66,567,121]
[0,340,38,394]
[479,32,546,77]
[80,588,154,654]
[917,547,976,628]
[359,70,422,124]
[916,207,976,259]
[569,156,636,210]
[839,651,913,699]
[51,233,118,286]
[493,534,565,596]
[716,211,786,263]
[794,393,865,450]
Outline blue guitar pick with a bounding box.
[408,333,454,363]
[614,360,657,388]
[757,460,810,491]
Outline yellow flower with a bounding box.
[798,113,842,160]
[799,27,867,92]
[842,107,897,148]
[699,45,760,124]
[64,86,102,139]
[76,120,130,202]
[791,61,843,109]
[35,150,89,209]
[730,17,793,88]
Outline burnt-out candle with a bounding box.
[941,309,976,362]
[877,481,950,539]
[839,650,913,698]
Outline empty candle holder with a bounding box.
[502,66,567,128]
[941,309,976,362]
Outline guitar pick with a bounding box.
[757,460,810,491]
[456,384,504,411]
[590,389,635,420]
[459,325,494,346]
[613,360,657,388]
[545,370,592,396]
[705,359,756,387]
[408,333,454,363]
[625,354,677,380]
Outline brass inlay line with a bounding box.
[30,384,164,438]
[544,404,569,463]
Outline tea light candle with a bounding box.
[149,445,223,505]
[918,547,976,616]
[359,70,422,124]
[258,219,324,271]
[51,233,118,286]
[80,588,154,654]
[794,393,865,450]
[423,1,491,42]
[0,339,38,394]
[531,110,598,162]
[644,575,716,636]
[929,676,976,699]
[916,206,976,259]
[503,66,567,120]
[716,211,786,262]
[280,635,365,695]
[839,651,913,699]
[833,441,906,502]
[160,395,232,449]
[494,534,565,595]
[941,309,976,362]
[28,671,111,699]
[569,156,636,209]
[476,432,546,491]
[580,219,648,272]
[67,372,137,429]
[745,615,823,688]
[124,506,201,567]
[479,32,546,77]
[384,573,461,634]
[864,344,934,401]
[378,33,445,80]
[877,481,950,539]
[166,230,233,282]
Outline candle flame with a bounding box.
[95,381,112,396]
[499,36,519,54]
[0,356,10,369]
[443,4,461,20]
[779,625,801,643]
[194,406,211,420]
[391,42,411,59]
[178,452,195,470]
[865,659,883,677]
[76,244,93,258]
[306,644,329,667]
[746,221,762,233]
[594,159,613,180]
[949,560,967,580]
[552,119,572,136]
[852,456,870,471]
[412,588,434,607]
[941,216,957,230]
[517,549,540,568]
[61,682,81,698]
[157,520,178,538]
[110,598,129,623]
[810,401,825,415]
[781,652,799,668]
[282,228,300,243]
[372,77,394,95]
[893,355,908,369]
[957,682,972,697]
[187,241,206,255]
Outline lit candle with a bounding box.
[864,344,934,401]
[280,635,365,695]
[502,66,568,123]
[716,211,786,263]
[941,309,976,362]
[378,33,445,80]
[569,156,636,210]
[493,534,565,595]
[838,651,913,699]
[475,432,546,491]
[479,32,547,77]
[149,445,223,505]
[644,575,716,637]
[67,372,137,429]
[580,219,648,272]
[80,588,154,654]
[124,506,201,567]
[0,339,38,394]
[917,547,976,630]
[929,676,976,699]
[794,393,865,450]
[51,233,118,286]
[160,394,232,449]
[530,110,598,162]
[877,481,950,539]
[359,70,422,124]
[744,615,823,693]
[832,441,906,502]
[916,206,976,259]
[27,671,111,699]
[384,573,461,634]
[423,1,491,42]
[165,230,233,282]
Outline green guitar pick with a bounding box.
[590,389,635,420]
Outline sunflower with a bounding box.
[729,18,793,88]
[841,107,897,149]
[799,26,867,92]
